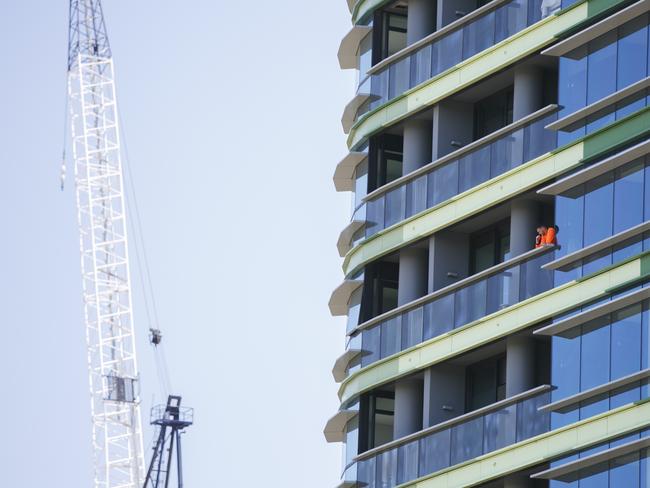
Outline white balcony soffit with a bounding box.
[338,25,372,69]
[543,220,650,271]
[337,219,365,257]
[538,138,650,196]
[332,349,362,383]
[333,152,368,192]
[323,409,358,443]
[542,0,650,58]
[341,92,371,134]
[534,287,650,337]
[335,481,357,488]
[329,279,363,316]
[532,436,650,480]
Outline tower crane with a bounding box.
[66,0,145,485]
[64,2,192,487]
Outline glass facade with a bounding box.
[554,155,650,286]
[549,430,650,487]
[557,14,650,146]
[551,295,650,429]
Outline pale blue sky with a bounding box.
[0,1,354,486]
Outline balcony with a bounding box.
[343,386,551,488]
[339,106,558,256]
[338,246,555,378]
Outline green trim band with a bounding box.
[339,254,646,404]
[351,0,390,25]
[400,400,650,488]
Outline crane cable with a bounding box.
[118,107,174,398]
[60,77,69,191]
[60,62,173,402]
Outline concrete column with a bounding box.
[423,364,466,427]
[513,65,543,121]
[504,473,534,488]
[505,335,536,397]
[407,0,437,44]
[436,0,476,29]
[431,100,473,160]
[428,231,469,293]
[403,119,432,175]
[398,247,428,306]
[510,199,539,258]
[393,377,424,438]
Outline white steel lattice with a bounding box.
[67,1,145,486]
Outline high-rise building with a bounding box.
[326,1,650,487]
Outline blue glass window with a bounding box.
[613,161,644,234]
[580,317,611,391]
[583,173,614,246]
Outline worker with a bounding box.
[535,225,558,248]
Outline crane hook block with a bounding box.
[149,328,162,346]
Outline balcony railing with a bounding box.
[355,0,554,122]
[344,386,551,488]
[353,106,558,242]
[344,246,556,375]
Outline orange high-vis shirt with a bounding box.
[545,227,557,245]
[535,228,557,248]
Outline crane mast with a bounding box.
[67,1,145,486]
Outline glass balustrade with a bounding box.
[358,110,557,239]
[351,388,550,488]
[347,248,555,371]
[355,0,553,121]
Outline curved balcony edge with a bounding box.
[342,92,371,134]
[337,219,365,258]
[329,279,364,316]
[351,0,390,26]
[333,151,368,192]
[332,349,362,383]
[337,253,650,404]
[323,409,358,443]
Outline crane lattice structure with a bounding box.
[66,1,145,486]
